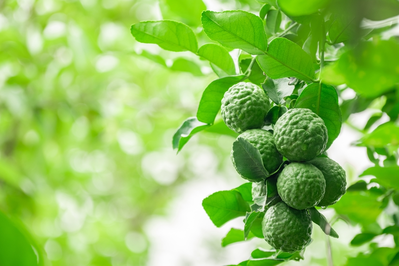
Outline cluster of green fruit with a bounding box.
[221,82,347,252]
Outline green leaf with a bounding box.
[360,122,399,148]
[294,83,342,148]
[259,4,272,20]
[235,182,253,203]
[328,14,357,44]
[346,248,398,266]
[222,228,254,247]
[202,190,251,227]
[172,117,210,152]
[201,10,268,55]
[131,20,198,53]
[138,50,167,66]
[244,211,262,238]
[262,78,294,104]
[204,120,238,138]
[247,258,284,266]
[159,0,206,27]
[251,249,275,259]
[360,166,399,190]
[170,58,203,76]
[320,63,347,86]
[257,38,315,82]
[350,233,377,246]
[251,248,302,260]
[333,191,383,226]
[323,39,399,98]
[265,10,282,37]
[346,180,368,192]
[0,211,41,266]
[198,44,236,76]
[364,112,383,131]
[277,0,330,16]
[265,105,288,125]
[363,0,399,21]
[308,207,339,238]
[239,58,266,85]
[196,75,245,124]
[232,138,269,182]
[250,216,264,238]
[252,181,267,208]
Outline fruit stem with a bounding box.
[319,16,326,82]
[326,234,334,266]
[326,215,338,266]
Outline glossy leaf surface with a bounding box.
[131,20,198,53]
[202,11,268,55]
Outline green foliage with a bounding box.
[360,166,399,190]
[170,58,203,76]
[198,44,236,76]
[257,38,315,81]
[262,78,294,105]
[159,0,206,26]
[202,11,268,54]
[4,0,399,264]
[202,188,251,227]
[295,83,342,148]
[308,207,339,238]
[131,20,198,52]
[222,228,255,247]
[172,117,210,152]
[360,123,399,148]
[0,211,43,266]
[333,191,383,226]
[323,39,399,98]
[232,138,269,181]
[130,0,399,262]
[197,75,246,124]
[277,0,330,16]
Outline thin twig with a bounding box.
[326,234,334,266]
[269,22,299,42]
[326,215,338,266]
[244,56,257,78]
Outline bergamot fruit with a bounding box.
[262,201,312,252]
[277,163,326,210]
[309,157,346,207]
[221,82,270,134]
[273,108,328,162]
[232,129,282,178]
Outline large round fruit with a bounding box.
[309,157,347,207]
[221,82,270,134]
[277,163,326,210]
[232,129,282,180]
[273,108,328,162]
[262,201,312,252]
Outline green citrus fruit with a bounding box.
[232,129,283,179]
[273,108,328,162]
[221,82,270,134]
[309,157,347,207]
[262,201,312,252]
[277,163,325,210]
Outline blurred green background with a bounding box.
[1,0,398,265]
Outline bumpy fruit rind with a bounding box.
[309,157,347,207]
[262,201,312,252]
[232,129,283,178]
[277,163,326,210]
[221,82,270,134]
[273,108,328,162]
